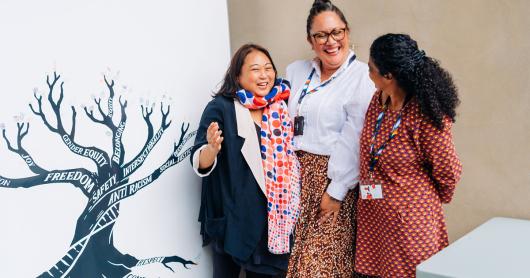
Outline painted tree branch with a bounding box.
[2,123,47,174]
[120,103,171,179]
[82,76,129,169]
[83,76,116,129]
[29,92,57,133]
[29,72,111,173]
[141,104,154,141]
[173,123,194,156]
[84,123,195,212]
[104,76,115,118]
[136,255,196,271]
[102,124,196,209]
[0,168,97,195]
[112,96,128,166]
[83,99,106,125]
[70,106,77,139]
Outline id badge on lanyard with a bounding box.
[360,173,383,200]
[360,101,403,200]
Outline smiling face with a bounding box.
[308,11,350,72]
[237,50,276,97]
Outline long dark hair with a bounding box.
[370,33,460,129]
[215,43,277,98]
[306,0,349,39]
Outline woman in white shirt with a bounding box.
[286,1,374,277]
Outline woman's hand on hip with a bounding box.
[318,192,341,225]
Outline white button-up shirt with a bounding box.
[286,50,375,201]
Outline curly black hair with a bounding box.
[370,33,460,129]
[306,0,349,38]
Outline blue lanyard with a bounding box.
[297,54,357,105]
[368,101,403,176]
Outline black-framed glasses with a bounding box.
[311,28,347,44]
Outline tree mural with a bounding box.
[0,72,197,278]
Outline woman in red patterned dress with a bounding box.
[354,34,463,278]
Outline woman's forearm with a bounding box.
[198,145,218,169]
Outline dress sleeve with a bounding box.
[418,117,463,203]
[326,75,375,201]
[190,98,224,177]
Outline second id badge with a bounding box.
[360,180,383,200]
[293,116,304,136]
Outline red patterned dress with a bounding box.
[354,91,462,278]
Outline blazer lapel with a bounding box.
[234,100,266,195]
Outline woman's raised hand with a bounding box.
[206,122,223,153]
[198,122,223,170]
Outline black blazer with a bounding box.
[191,95,268,262]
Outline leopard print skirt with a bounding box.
[287,151,359,278]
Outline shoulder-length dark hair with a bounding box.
[370,33,460,129]
[215,43,277,98]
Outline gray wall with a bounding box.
[227,0,530,241]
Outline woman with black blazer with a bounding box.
[191,44,300,278]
